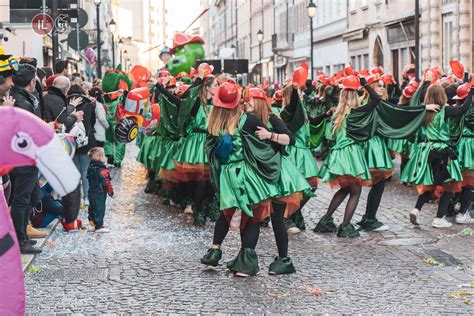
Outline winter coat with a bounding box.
[94,101,109,142]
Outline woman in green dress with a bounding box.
[403,83,473,228]
[314,76,375,237]
[173,65,218,225]
[200,82,283,277]
[244,87,312,274]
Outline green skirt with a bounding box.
[136,135,157,169]
[174,132,208,165]
[400,142,463,185]
[159,138,181,170]
[276,155,313,198]
[219,159,280,214]
[318,143,371,184]
[387,138,410,156]
[360,135,394,171]
[458,136,474,171]
[287,145,319,179]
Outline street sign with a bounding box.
[67,30,88,50]
[77,8,88,28]
[31,13,54,35]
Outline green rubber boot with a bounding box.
[200,248,222,266]
[269,257,296,275]
[313,214,337,233]
[337,223,360,238]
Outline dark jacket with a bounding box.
[87,160,114,196]
[44,86,77,130]
[11,85,41,118]
[35,80,45,120]
[67,93,97,154]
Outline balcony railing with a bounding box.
[272,33,294,52]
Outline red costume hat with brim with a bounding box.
[171,33,204,54]
[366,75,381,86]
[248,87,273,103]
[453,82,470,100]
[213,82,241,109]
[340,75,361,90]
[273,90,283,101]
[381,73,395,85]
[402,85,417,99]
[371,66,384,75]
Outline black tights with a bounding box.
[325,184,362,225]
[459,187,473,214]
[365,180,386,219]
[212,212,260,249]
[415,191,453,218]
[271,202,288,258]
[213,213,230,245]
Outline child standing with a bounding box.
[87,147,113,233]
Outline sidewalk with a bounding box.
[21,220,59,272]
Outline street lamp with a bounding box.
[307,1,317,80]
[256,29,263,83]
[123,50,128,71]
[94,0,102,78]
[109,19,116,69]
[119,38,123,66]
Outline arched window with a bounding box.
[374,36,384,68]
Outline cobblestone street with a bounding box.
[25,145,474,314]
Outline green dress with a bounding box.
[208,113,281,217]
[318,120,372,184]
[286,123,319,181]
[104,98,126,165]
[401,107,463,185]
[457,106,474,172]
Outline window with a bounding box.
[351,56,356,67]
[442,14,454,73]
[10,0,71,24]
[349,0,357,11]
[363,54,369,69]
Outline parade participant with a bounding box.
[173,63,217,225]
[279,82,322,233]
[314,76,374,237]
[87,147,114,233]
[244,87,312,274]
[0,46,17,106]
[271,89,283,113]
[403,81,474,228]
[101,67,133,167]
[200,82,281,277]
[450,82,474,224]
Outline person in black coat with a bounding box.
[9,64,42,254]
[68,84,97,206]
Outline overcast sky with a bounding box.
[167,0,202,34]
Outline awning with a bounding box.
[289,56,309,64]
[342,29,365,42]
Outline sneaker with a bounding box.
[235,272,250,277]
[313,215,337,233]
[27,224,47,238]
[95,227,111,233]
[337,223,360,238]
[184,204,193,215]
[358,216,389,232]
[432,217,452,228]
[27,239,38,245]
[19,241,42,254]
[200,248,222,266]
[83,198,90,207]
[455,212,474,224]
[87,224,96,232]
[287,226,301,234]
[409,208,420,226]
[269,257,296,275]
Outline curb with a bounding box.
[22,219,60,273]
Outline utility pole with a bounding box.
[415,0,420,81]
[52,0,59,67]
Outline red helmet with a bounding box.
[340,75,361,90]
[248,87,267,100]
[158,70,171,78]
[366,75,381,86]
[360,69,370,77]
[381,73,395,85]
[453,82,470,100]
[273,90,283,101]
[213,82,241,109]
[318,74,330,86]
[402,85,417,99]
[158,76,176,88]
[371,66,384,75]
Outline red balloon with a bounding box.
[449,60,464,79]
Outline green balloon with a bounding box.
[166,43,205,76]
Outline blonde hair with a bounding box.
[88,147,106,162]
[423,84,447,126]
[199,77,215,112]
[282,84,293,106]
[207,106,242,136]
[332,89,360,134]
[362,80,388,101]
[251,98,272,125]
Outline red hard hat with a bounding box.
[407,80,419,90]
[318,74,330,86]
[371,66,383,75]
[46,74,60,88]
[158,76,176,88]
[366,75,381,86]
[340,75,361,90]
[402,85,417,99]
[381,73,395,85]
[213,82,241,109]
[360,69,370,77]
[248,87,267,100]
[453,82,470,100]
[273,90,283,101]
